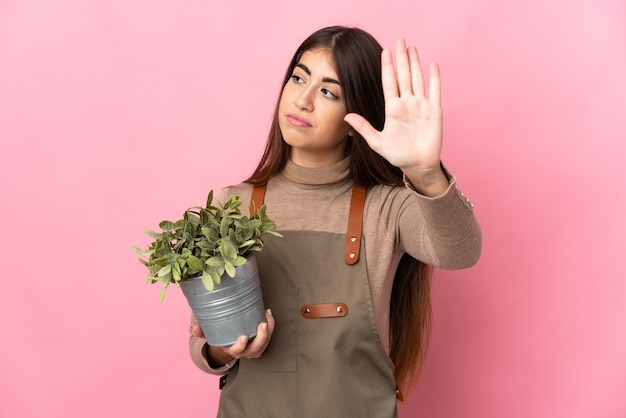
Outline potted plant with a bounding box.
[133,190,281,346]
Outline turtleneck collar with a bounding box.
[281,157,351,186]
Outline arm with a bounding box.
[345,38,481,268]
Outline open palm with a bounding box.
[344,38,443,174]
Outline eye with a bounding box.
[321,88,338,100]
[290,74,304,84]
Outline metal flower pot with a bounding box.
[179,255,266,347]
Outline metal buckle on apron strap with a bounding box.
[300,303,348,318]
[219,373,229,390]
[396,387,404,401]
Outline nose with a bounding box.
[295,87,314,111]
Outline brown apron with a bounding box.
[216,184,398,418]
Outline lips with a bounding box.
[286,114,312,128]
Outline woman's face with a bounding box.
[278,48,352,167]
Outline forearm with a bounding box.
[400,171,482,269]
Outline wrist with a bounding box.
[204,343,235,368]
[402,165,448,197]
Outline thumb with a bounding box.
[344,113,381,148]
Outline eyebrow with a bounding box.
[296,63,341,85]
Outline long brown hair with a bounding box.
[246,26,433,393]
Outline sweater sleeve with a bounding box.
[398,168,482,269]
[189,313,238,375]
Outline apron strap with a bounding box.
[249,184,267,216]
[344,183,366,265]
[250,183,367,265]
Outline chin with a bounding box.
[280,129,307,149]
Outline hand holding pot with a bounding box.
[191,309,275,366]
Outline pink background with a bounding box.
[1,0,624,417]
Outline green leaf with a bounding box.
[247,244,263,253]
[210,269,222,286]
[186,255,204,271]
[145,230,161,239]
[224,260,236,278]
[157,264,172,277]
[172,262,182,282]
[159,220,177,231]
[220,216,231,239]
[219,239,237,260]
[232,256,248,267]
[206,257,224,267]
[245,219,262,229]
[131,246,148,256]
[201,271,214,292]
[185,212,200,227]
[238,239,256,249]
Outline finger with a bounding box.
[246,322,270,358]
[344,113,382,151]
[223,334,249,358]
[190,323,204,338]
[395,38,412,96]
[408,46,425,97]
[381,48,398,102]
[429,62,441,105]
[249,310,274,348]
[265,309,275,335]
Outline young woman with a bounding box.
[189,26,482,417]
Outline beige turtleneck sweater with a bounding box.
[189,157,482,374]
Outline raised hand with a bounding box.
[344,38,448,196]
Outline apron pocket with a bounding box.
[241,285,298,373]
